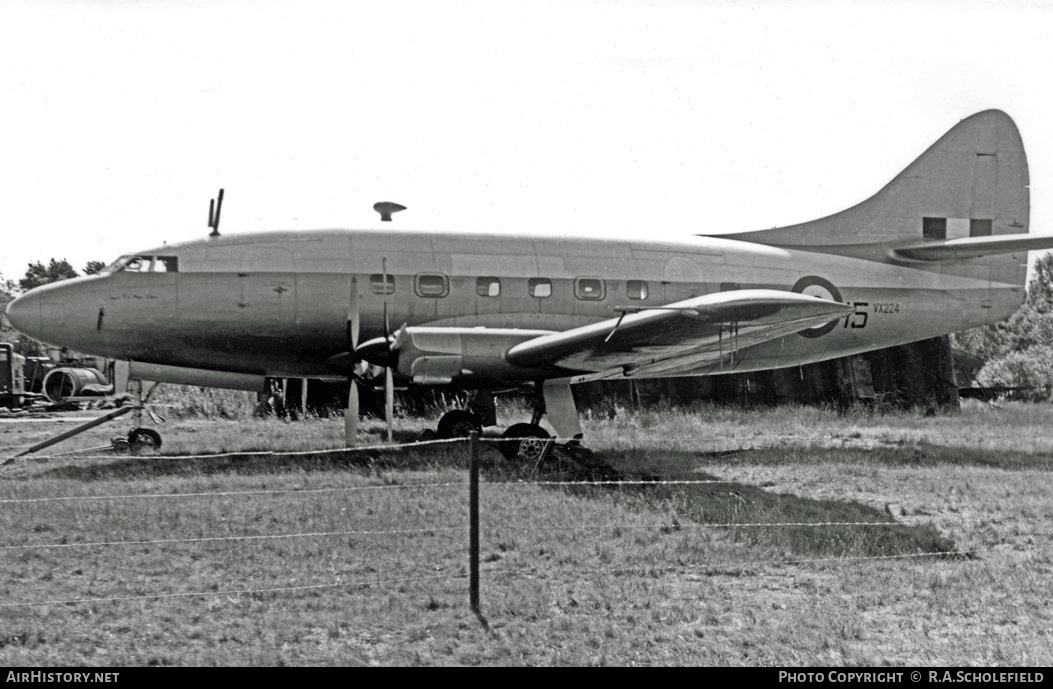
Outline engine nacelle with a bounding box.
[391,327,557,385]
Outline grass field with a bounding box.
[1,399,1051,665]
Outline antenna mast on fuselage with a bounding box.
[208,189,224,237]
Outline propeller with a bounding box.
[347,328,404,445]
[340,260,398,445]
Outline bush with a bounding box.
[147,385,258,419]
[976,345,1053,401]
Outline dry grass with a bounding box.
[0,399,1051,665]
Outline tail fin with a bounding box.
[712,110,1035,285]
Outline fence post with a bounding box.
[469,430,480,615]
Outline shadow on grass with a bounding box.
[32,431,489,482]
[707,442,1053,472]
[521,447,958,560]
[37,438,958,560]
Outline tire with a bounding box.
[436,410,482,439]
[499,423,550,462]
[128,427,162,453]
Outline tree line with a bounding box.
[952,252,1053,401]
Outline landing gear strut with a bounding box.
[4,379,165,462]
[499,379,592,464]
[113,380,163,455]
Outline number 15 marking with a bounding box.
[844,302,868,329]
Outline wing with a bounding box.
[505,289,853,378]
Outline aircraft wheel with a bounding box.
[500,423,550,462]
[128,428,162,454]
[112,436,131,456]
[436,410,482,439]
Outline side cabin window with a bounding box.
[529,278,552,298]
[575,277,605,301]
[370,274,395,295]
[626,280,648,300]
[477,277,501,297]
[152,256,178,272]
[415,273,449,298]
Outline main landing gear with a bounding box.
[433,380,592,464]
[498,389,553,462]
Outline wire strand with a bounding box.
[0,573,463,609]
[0,482,466,504]
[1,526,464,550]
[1,548,992,609]
[16,434,471,462]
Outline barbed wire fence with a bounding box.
[0,432,1046,617]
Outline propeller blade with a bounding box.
[344,277,360,447]
[382,256,391,339]
[385,366,394,442]
[344,379,359,446]
[350,276,360,350]
[390,323,409,351]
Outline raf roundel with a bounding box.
[791,276,843,338]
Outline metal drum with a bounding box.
[42,367,109,403]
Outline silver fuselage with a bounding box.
[4,227,1023,385]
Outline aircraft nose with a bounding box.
[4,291,42,340]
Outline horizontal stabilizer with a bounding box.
[889,233,1053,263]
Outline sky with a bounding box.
[2,0,1052,285]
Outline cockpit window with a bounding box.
[105,255,179,273]
[102,256,129,273]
